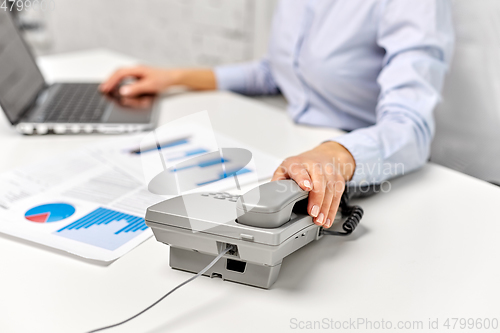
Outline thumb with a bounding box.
[271,164,289,181]
[120,80,157,97]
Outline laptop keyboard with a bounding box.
[35,83,109,123]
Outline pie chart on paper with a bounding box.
[25,203,76,223]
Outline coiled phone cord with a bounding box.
[321,193,364,236]
[86,246,232,333]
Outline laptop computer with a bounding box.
[0,12,159,135]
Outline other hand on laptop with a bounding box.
[99,66,217,97]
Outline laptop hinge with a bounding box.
[16,84,51,124]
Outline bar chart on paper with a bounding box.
[134,136,210,163]
[135,134,257,191]
[196,167,252,186]
[54,207,148,250]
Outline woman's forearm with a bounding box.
[175,69,217,91]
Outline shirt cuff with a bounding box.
[330,132,382,185]
[214,64,248,93]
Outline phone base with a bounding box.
[170,247,282,289]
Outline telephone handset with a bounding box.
[236,180,308,228]
[236,179,369,236]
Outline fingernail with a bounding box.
[316,213,324,225]
[325,218,331,228]
[311,205,319,217]
[120,86,131,96]
[303,180,312,190]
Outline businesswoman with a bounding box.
[100,0,454,229]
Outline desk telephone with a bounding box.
[89,182,375,331]
[146,179,375,289]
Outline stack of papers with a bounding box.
[0,122,280,262]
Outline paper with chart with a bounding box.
[0,122,281,262]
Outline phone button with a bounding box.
[240,234,254,242]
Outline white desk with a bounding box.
[1,50,500,333]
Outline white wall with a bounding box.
[28,0,278,66]
[431,0,500,183]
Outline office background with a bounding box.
[14,0,500,184]
[19,0,278,66]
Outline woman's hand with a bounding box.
[271,142,356,229]
[99,66,216,97]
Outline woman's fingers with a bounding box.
[287,161,314,191]
[270,142,354,226]
[271,159,313,191]
[324,176,345,228]
[99,66,146,93]
[119,80,157,97]
[271,158,341,225]
[316,179,335,226]
[307,163,326,224]
[271,163,288,181]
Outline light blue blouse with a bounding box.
[215,0,454,185]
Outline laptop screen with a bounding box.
[0,12,45,124]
